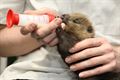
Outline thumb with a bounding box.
[48,18,62,31]
[36,18,62,39]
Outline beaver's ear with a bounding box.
[87,26,94,33]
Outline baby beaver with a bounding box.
[56,13,120,80]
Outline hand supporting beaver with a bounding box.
[56,13,120,80]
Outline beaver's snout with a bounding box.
[61,14,70,24]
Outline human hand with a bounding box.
[65,38,117,78]
[20,8,62,46]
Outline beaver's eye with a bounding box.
[73,18,81,24]
[87,26,93,33]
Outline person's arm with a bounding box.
[0,10,61,57]
[0,25,42,57]
[0,0,40,57]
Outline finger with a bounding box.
[65,47,104,64]
[20,23,37,35]
[70,53,115,71]
[79,61,116,78]
[69,38,108,53]
[36,18,62,39]
[48,38,59,46]
[66,43,114,64]
[24,8,57,16]
[42,32,56,44]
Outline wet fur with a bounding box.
[56,13,120,80]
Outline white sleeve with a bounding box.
[0,0,26,24]
[29,0,59,11]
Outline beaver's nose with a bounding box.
[61,14,70,24]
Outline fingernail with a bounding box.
[79,73,84,78]
[55,18,62,25]
[69,48,75,53]
[65,57,71,63]
[20,27,29,35]
[70,65,76,71]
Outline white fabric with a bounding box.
[0,0,120,80]
[0,47,77,80]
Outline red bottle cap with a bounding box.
[6,9,19,28]
[45,13,55,22]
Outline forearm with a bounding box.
[0,25,42,57]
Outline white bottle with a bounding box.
[6,9,55,28]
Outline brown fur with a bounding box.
[56,13,120,80]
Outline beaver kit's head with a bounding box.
[58,13,94,40]
[56,13,94,57]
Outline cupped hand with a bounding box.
[65,38,117,78]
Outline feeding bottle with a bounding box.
[6,9,55,28]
